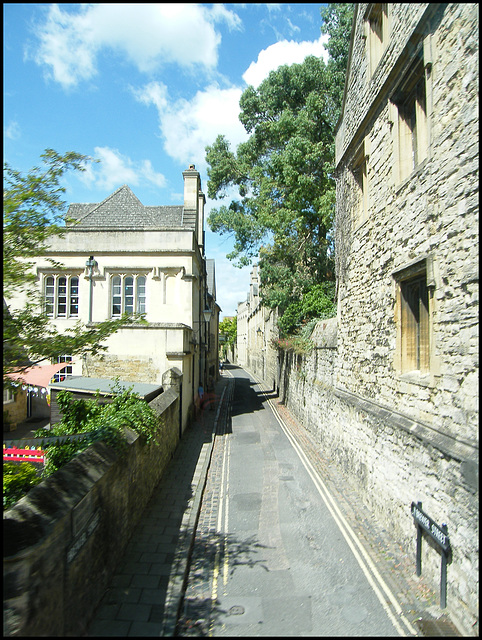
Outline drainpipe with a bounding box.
[85,256,97,324]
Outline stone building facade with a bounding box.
[6,165,219,432]
[237,265,278,390]
[335,8,478,621]
[239,4,478,633]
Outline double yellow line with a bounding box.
[210,379,232,635]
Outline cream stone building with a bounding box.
[6,164,219,432]
[237,265,278,389]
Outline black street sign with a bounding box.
[411,501,451,609]
[411,502,451,552]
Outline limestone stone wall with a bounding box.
[336,2,479,445]
[3,388,180,637]
[83,352,160,384]
[3,390,27,431]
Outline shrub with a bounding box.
[278,282,336,337]
[4,383,163,508]
[3,462,42,509]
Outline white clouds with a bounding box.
[31,3,242,88]
[131,29,329,175]
[32,4,98,88]
[134,82,248,171]
[242,35,329,88]
[4,121,20,140]
[140,159,167,189]
[80,146,166,192]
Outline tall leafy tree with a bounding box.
[3,149,140,380]
[218,316,237,358]
[206,4,354,326]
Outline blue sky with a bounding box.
[4,3,329,318]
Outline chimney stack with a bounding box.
[183,164,200,213]
[182,164,205,251]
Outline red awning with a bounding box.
[6,362,73,389]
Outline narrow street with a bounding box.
[176,366,421,637]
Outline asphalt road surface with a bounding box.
[177,366,417,637]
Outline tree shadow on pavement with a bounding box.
[175,531,272,636]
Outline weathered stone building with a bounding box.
[239,4,478,633]
[237,265,278,389]
[334,4,478,631]
[6,164,219,432]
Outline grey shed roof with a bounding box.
[49,376,163,401]
[66,184,184,229]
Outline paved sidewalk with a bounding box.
[86,375,230,637]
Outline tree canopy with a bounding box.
[219,316,237,352]
[206,4,354,334]
[3,149,140,380]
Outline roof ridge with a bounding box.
[66,186,186,229]
[74,185,144,222]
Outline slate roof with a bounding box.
[66,184,184,229]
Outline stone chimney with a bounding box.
[182,164,205,251]
[198,189,205,252]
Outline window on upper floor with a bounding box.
[366,3,389,76]
[391,52,429,184]
[351,141,369,227]
[44,275,79,318]
[394,259,434,375]
[51,355,73,383]
[111,274,146,317]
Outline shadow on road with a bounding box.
[175,531,272,636]
[226,367,279,418]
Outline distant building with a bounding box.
[237,265,278,388]
[6,164,219,432]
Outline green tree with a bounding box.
[278,282,336,336]
[3,149,141,380]
[320,3,355,114]
[219,316,237,353]
[206,4,354,329]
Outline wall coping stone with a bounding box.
[335,387,478,466]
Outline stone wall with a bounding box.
[3,387,180,637]
[83,352,160,384]
[335,2,479,444]
[328,4,479,632]
[3,390,27,431]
